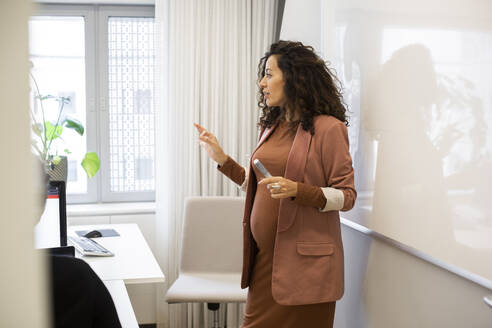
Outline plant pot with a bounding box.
[47,156,68,182]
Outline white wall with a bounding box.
[336,225,492,327]
[279,0,322,51]
[0,1,50,327]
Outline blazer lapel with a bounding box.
[278,125,312,232]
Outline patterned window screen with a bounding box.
[108,17,155,192]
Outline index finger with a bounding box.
[258,177,282,185]
[194,123,206,133]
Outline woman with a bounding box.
[194,41,356,328]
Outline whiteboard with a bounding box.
[315,0,492,282]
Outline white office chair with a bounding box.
[165,196,248,328]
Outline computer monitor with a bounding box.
[34,181,67,248]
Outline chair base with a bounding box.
[208,303,220,328]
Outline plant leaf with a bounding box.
[45,122,63,141]
[81,152,100,178]
[64,117,84,136]
[52,156,62,165]
[64,148,72,155]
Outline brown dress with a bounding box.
[220,121,336,328]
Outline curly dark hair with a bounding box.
[257,40,348,134]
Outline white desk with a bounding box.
[69,223,165,284]
[104,280,139,328]
[68,223,165,327]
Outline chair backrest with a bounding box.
[180,196,245,274]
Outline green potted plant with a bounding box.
[30,69,100,182]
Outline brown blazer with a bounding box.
[241,115,356,305]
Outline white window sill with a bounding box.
[67,202,156,217]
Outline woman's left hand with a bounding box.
[259,177,298,199]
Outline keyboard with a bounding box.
[68,236,114,257]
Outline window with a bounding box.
[29,4,155,203]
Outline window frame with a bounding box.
[32,4,156,204]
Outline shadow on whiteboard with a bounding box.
[330,10,492,281]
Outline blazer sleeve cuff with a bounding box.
[217,156,247,191]
[294,183,327,208]
[319,187,345,212]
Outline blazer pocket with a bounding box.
[296,242,334,256]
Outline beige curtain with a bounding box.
[154,0,280,326]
